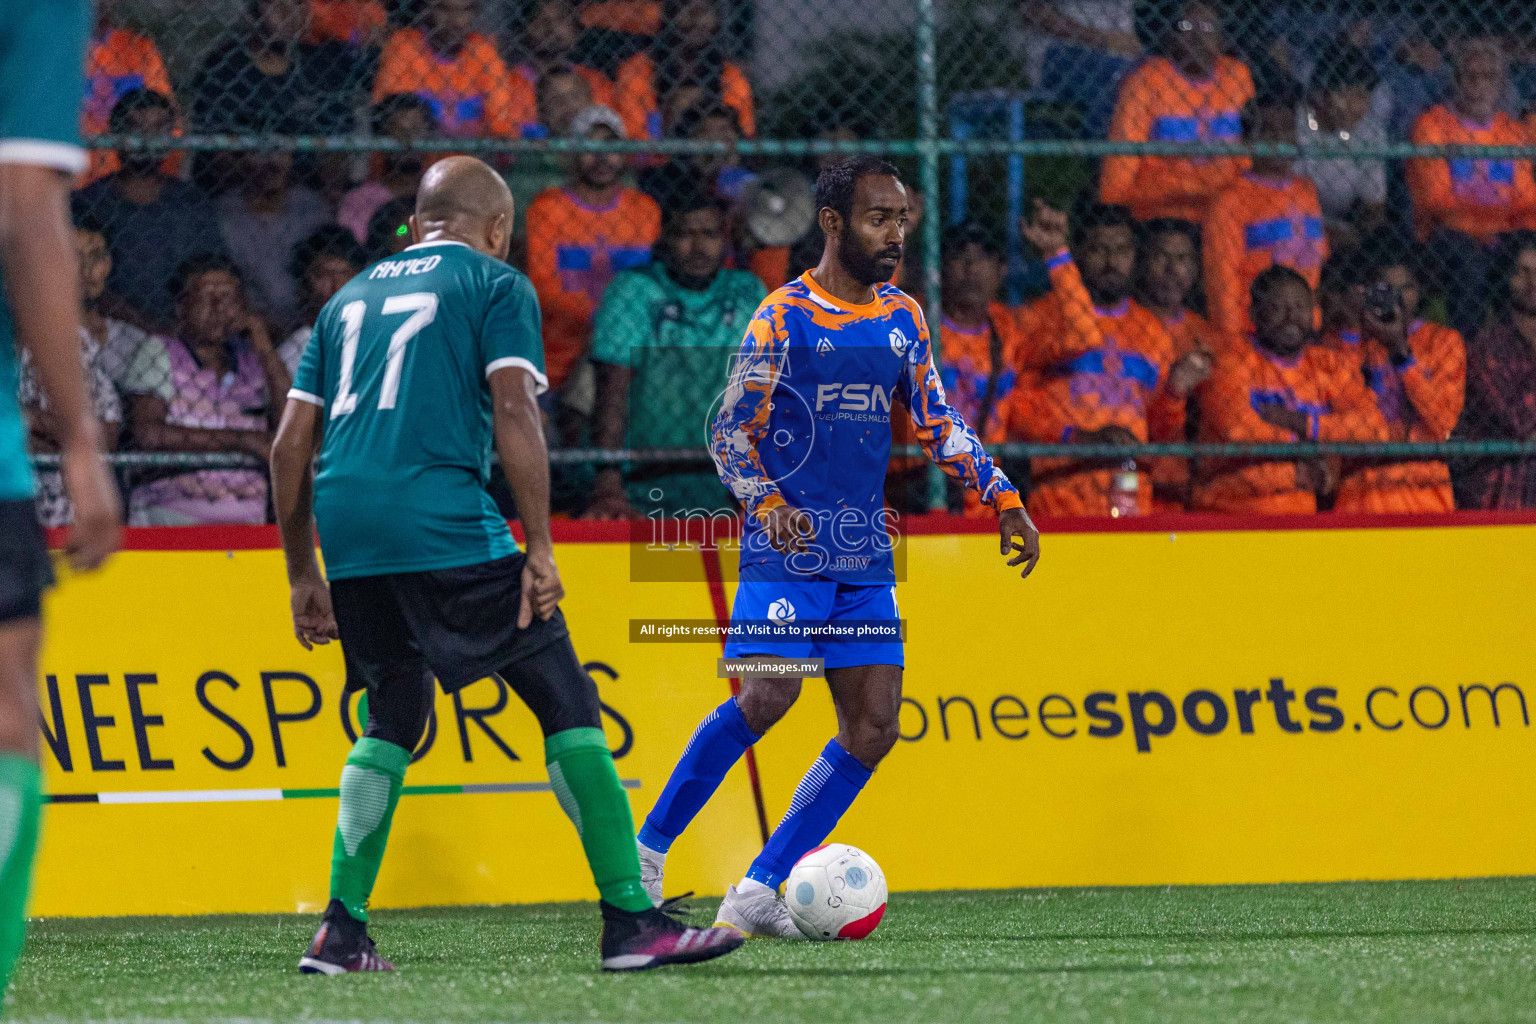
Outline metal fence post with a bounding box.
[915,0,945,512]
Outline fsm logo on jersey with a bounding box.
[888,327,910,355]
[814,382,896,413]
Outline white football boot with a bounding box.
[713,883,806,939]
[638,841,667,907]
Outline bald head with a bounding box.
[410,156,515,260]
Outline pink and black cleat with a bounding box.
[299,900,395,975]
[599,896,745,971]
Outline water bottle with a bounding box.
[1109,459,1140,518]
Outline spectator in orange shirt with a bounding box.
[525,105,661,441]
[615,0,754,144]
[1334,233,1466,514]
[512,0,615,133]
[1100,0,1254,223]
[1408,38,1536,338]
[1137,218,1214,510]
[84,0,176,186]
[938,223,1026,514]
[1007,201,1185,518]
[1203,89,1328,338]
[1193,266,1388,515]
[373,0,530,138]
[305,0,387,48]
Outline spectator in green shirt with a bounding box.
[586,183,768,518]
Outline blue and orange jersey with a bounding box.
[1006,251,1174,517]
[82,27,175,184]
[614,52,755,142]
[1334,320,1466,514]
[373,28,531,138]
[511,62,615,137]
[712,272,1020,584]
[1409,105,1536,243]
[1193,336,1388,514]
[1100,55,1254,223]
[524,185,660,388]
[1203,172,1328,337]
[305,0,387,47]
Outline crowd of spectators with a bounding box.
[27,0,1536,525]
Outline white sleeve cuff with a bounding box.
[287,388,324,407]
[0,139,88,174]
[485,356,550,395]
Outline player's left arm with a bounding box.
[900,307,1040,579]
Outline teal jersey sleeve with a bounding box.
[0,0,90,173]
[479,270,547,393]
[290,313,328,408]
[588,269,657,369]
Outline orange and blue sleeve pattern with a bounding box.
[896,303,1021,512]
[1401,324,1466,439]
[711,307,790,519]
[1375,323,1466,440]
[1019,250,1103,369]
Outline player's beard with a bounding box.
[839,234,902,287]
[1087,273,1129,308]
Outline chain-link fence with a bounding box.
[26,0,1536,525]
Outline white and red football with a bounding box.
[785,843,887,940]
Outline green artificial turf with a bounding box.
[14,878,1536,1023]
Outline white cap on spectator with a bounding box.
[571,104,627,140]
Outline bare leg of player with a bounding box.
[825,665,903,770]
[0,620,44,989]
[714,663,901,938]
[737,673,804,735]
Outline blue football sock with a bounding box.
[745,739,872,889]
[637,697,759,854]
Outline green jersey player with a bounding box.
[0,0,121,997]
[271,157,742,973]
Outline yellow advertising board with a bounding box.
[33,520,1536,916]
[33,541,763,917]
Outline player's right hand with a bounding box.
[290,577,339,650]
[762,503,816,556]
[60,441,122,573]
[519,548,565,628]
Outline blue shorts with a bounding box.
[722,563,904,669]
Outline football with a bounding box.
[784,843,887,940]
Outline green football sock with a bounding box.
[0,755,41,993]
[329,737,411,923]
[545,727,651,913]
